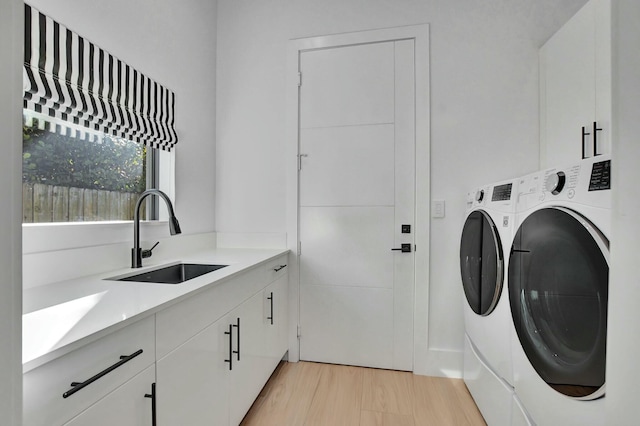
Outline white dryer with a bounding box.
[509,155,610,425]
[459,178,517,425]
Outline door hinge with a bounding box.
[297,324,301,338]
[297,241,302,256]
[297,71,302,87]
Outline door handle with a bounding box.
[391,244,412,253]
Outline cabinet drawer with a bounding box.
[24,316,155,426]
[64,365,155,426]
[265,254,289,283]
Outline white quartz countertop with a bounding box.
[22,248,288,372]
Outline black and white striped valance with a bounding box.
[23,3,178,151]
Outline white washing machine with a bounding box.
[460,178,518,425]
[509,155,610,425]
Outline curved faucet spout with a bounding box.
[132,189,181,268]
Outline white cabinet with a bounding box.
[264,275,289,372]
[539,0,611,167]
[25,253,289,426]
[156,316,231,426]
[64,366,156,426]
[156,254,290,426]
[228,292,267,426]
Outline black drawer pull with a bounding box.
[224,323,233,370]
[233,318,240,361]
[582,126,590,159]
[63,349,143,398]
[593,121,602,156]
[144,382,157,426]
[273,265,287,272]
[267,292,274,325]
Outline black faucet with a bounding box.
[132,189,181,268]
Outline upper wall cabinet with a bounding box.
[539,0,611,168]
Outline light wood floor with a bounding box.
[240,361,486,426]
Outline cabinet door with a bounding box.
[540,0,595,167]
[264,275,289,368]
[64,365,155,426]
[228,292,266,426]
[540,0,611,167]
[156,317,230,426]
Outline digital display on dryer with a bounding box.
[589,160,611,191]
[491,183,512,201]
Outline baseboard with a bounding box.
[414,348,463,378]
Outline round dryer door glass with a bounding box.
[459,210,503,316]
[509,207,608,399]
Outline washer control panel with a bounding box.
[491,183,512,201]
[545,171,566,195]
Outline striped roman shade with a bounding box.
[23,3,178,151]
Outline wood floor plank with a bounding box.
[361,368,414,415]
[450,379,486,425]
[241,361,323,426]
[413,376,486,426]
[360,410,415,426]
[305,364,363,426]
[242,362,485,426]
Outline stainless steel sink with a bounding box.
[112,263,227,284]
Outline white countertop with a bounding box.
[22,248,288,372]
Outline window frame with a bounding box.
[22,146,176,255]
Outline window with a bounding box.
[21,3,178,249]
[22,110,160,223]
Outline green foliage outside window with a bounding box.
[22,118,147,193]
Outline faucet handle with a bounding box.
[141,241,160,259]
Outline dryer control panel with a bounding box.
[588,159,611,191]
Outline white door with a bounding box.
[298,40,415,371]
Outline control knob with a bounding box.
[475,189,485,203]
[545,171,566,195]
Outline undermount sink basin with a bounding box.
[112,263,228,284]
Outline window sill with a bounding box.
[23,220,171,255]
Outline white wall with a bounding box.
[0,0,23,423]
[606,0,640,423]
[26,0,218,235]
[216,0,588,375]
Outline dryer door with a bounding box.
[509,207,608,399]
[459,210,503,316]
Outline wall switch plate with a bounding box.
[432,200,445,218]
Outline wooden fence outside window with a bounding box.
[23,183,145,223]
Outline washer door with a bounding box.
[459,210,503,316]
[509,207,608,399]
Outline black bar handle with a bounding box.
[273,265,287,272]
[593,121,602,156]
[582,126,590,159]
[63,349,143,398]
[267,292,274,325]
[391,243,412,253]
[233,318,240,361]
[144,382,157,426]
[224,323,233,370]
